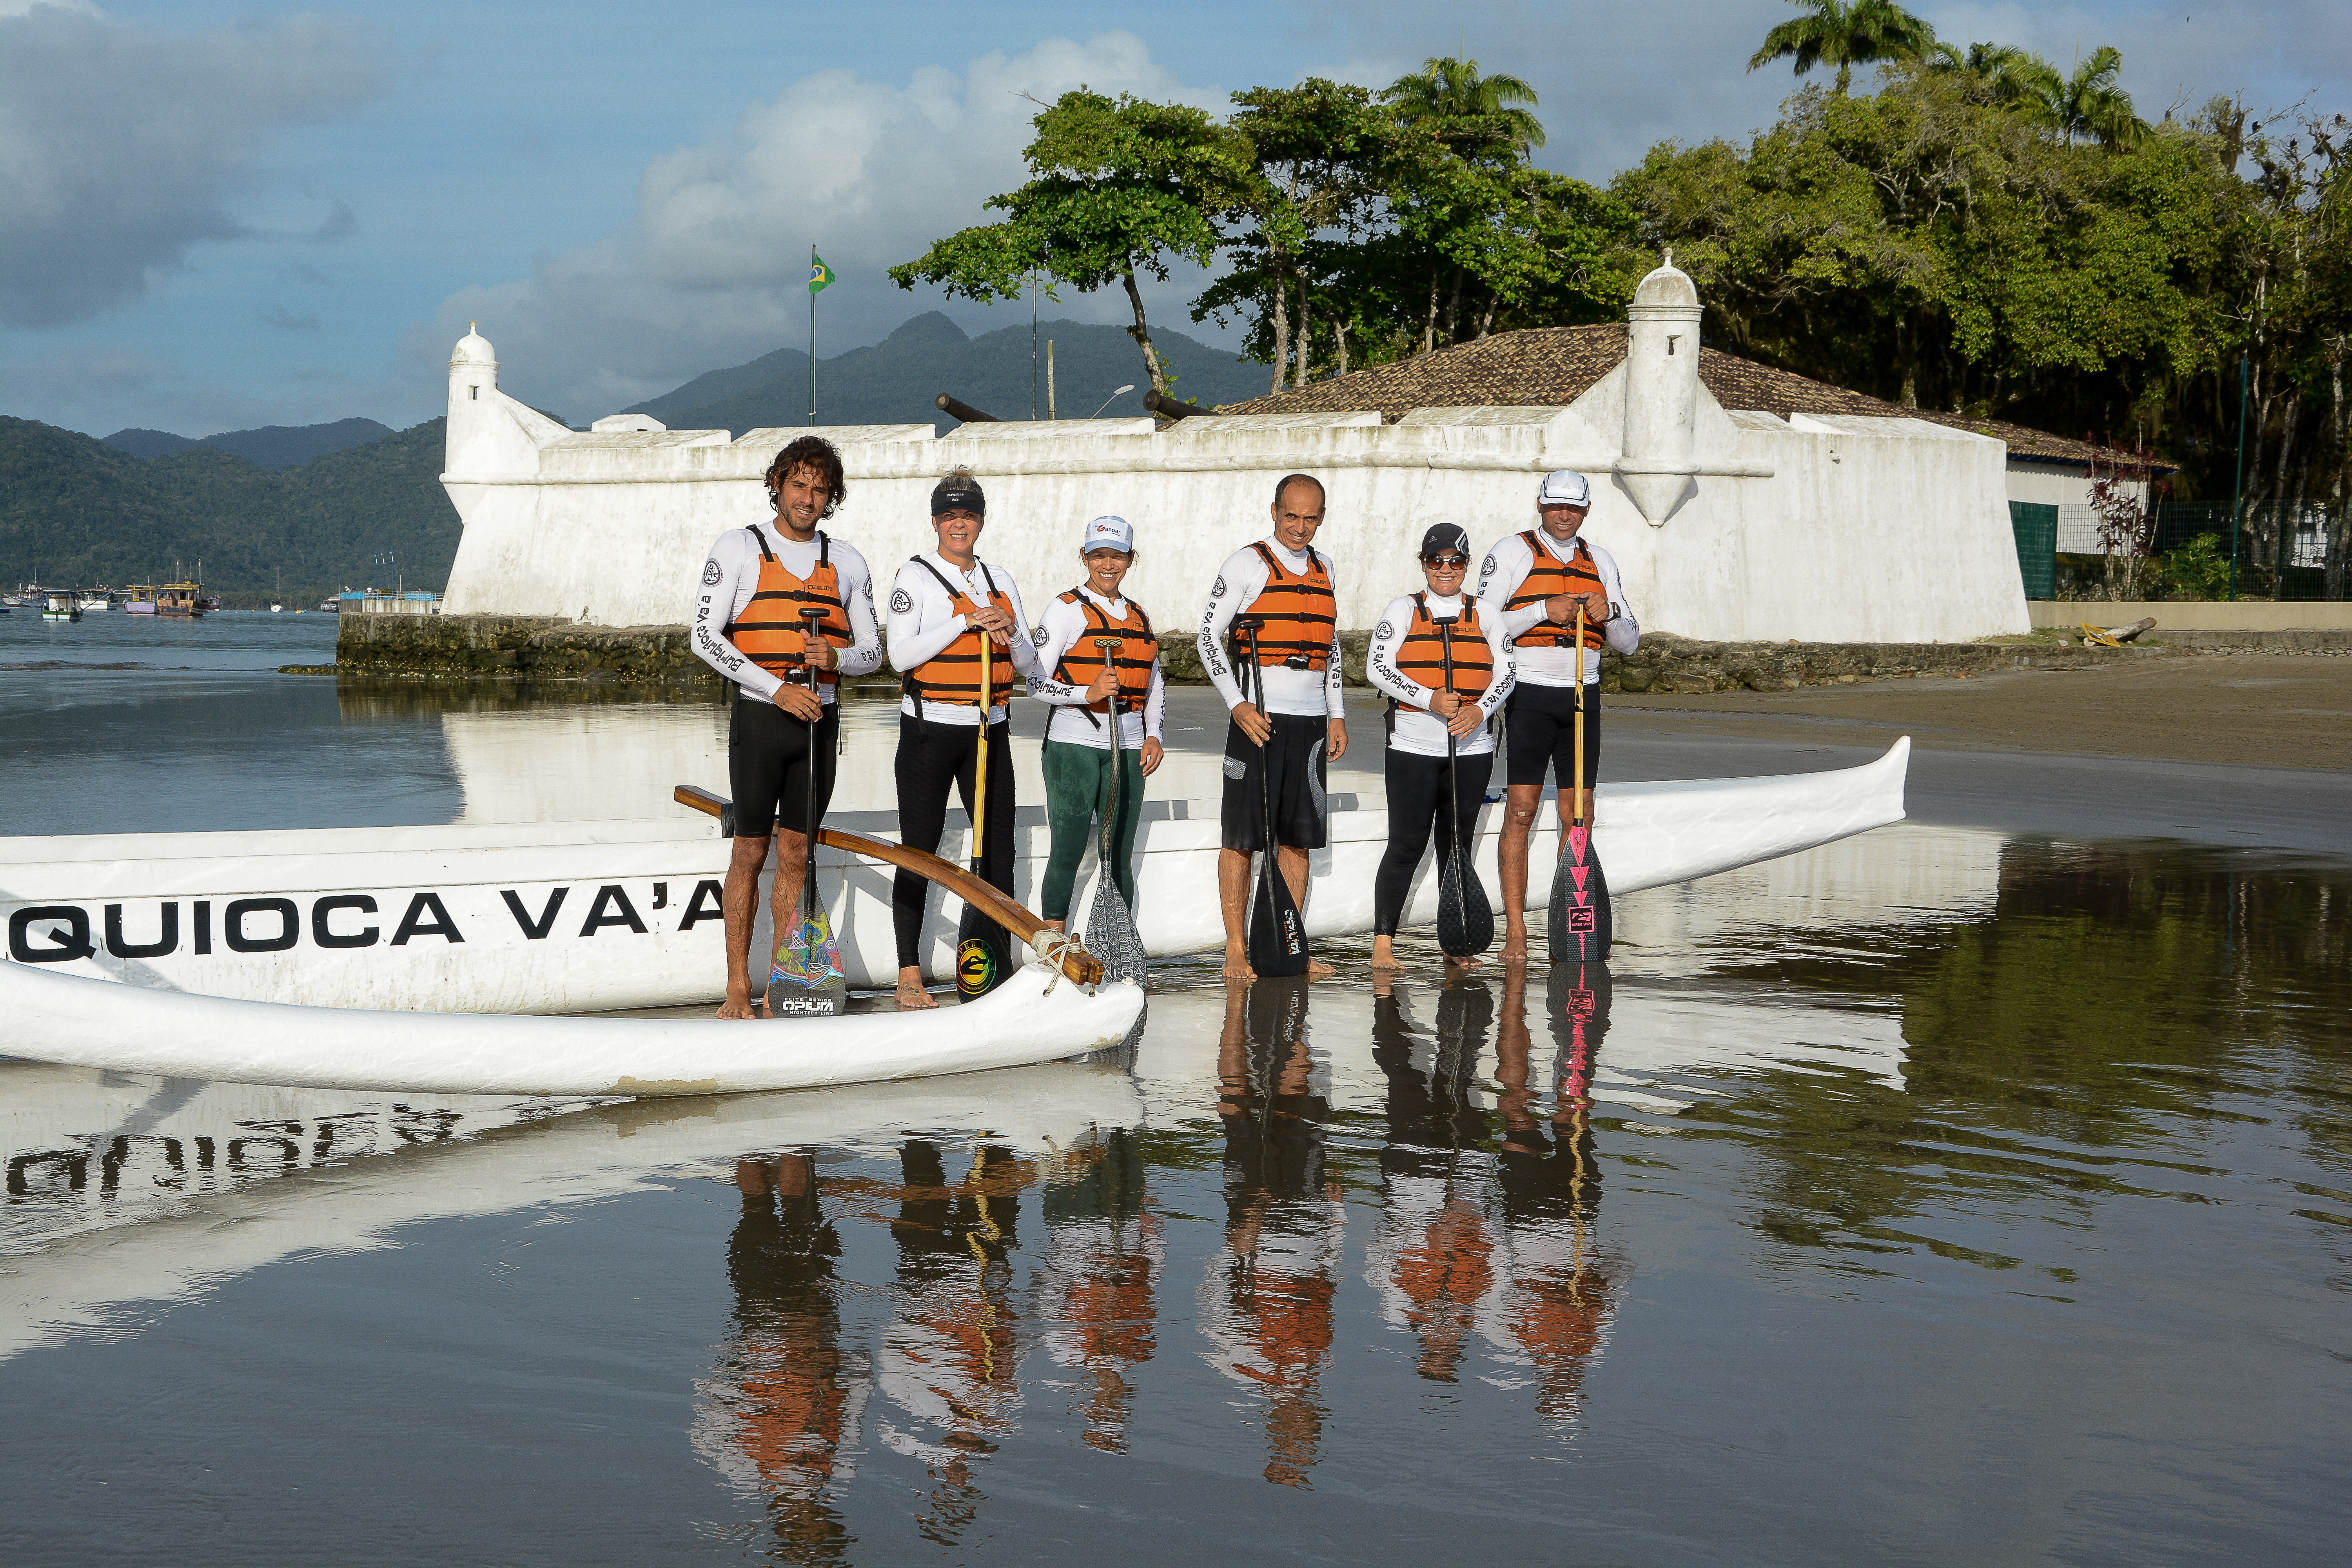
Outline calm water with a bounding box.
[3,615,2348,1565]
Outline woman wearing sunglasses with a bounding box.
[1364,523,1517,971]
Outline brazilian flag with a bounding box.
[809,254,835,294]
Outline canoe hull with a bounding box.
[0,740,1907,1012]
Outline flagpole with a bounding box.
[808,244,817,427]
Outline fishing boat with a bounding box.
[121,584,158,614]
[154,581,206,618]
[74,589,113,613]
[0,740,1910,1015]
[40,592,80,623]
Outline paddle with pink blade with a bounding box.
[1545,602,1612,963]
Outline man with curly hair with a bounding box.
[693,435,884,1018]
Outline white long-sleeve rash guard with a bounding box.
[1027,586,1167,751]
[692,519,884,703]
[1365,592,1517,758]
[1474,528,1641,687]
[1195,539,1347,719]
[885,552,1039,726]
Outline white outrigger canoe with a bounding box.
[1,739,1909,1016]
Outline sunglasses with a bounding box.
[1422,554,1469,569]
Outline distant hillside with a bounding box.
[1,417,458,605]
[101,417,395,470]
[628,312,1270,434]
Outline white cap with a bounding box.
[1082,515,1134,553]
[1537,469,1591,507]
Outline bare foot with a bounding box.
[1445,955,1487,973]
[894,967,940,1010]
[1305,959,1337,979]
[1042,919,1065,933]
[1370,936,1398,970]
[716,990,759,1020]
[1221,943,1256,984]
[1498,934,1530,966]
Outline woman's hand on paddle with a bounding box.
[1446,704,1483,739]
[1086,668,1119,702]
[1140,737,1164,775]
[1232,701,1273,746]
[798,631,836,670]
[967,604,1015,645]
[1431,690,1462,719]
[771,682,822,721]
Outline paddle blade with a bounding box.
[1545,821,1613,964]
[766,907,848,1018]
[1247,854,1309,978]
[1082,870,1148,987]
[956,899,1010,998]
[1436,834,1495,959]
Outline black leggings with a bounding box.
[892,715,1015,970]
[1375,748,1494,936]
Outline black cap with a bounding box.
[1419,523,1470,559]
[931,472,986,517]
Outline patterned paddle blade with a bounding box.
[1083,869,1148,987]
[766,907,848,1017]
[1545,821,1613,964]
[1436,815,1495,958]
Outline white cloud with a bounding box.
[0,4,387,327]
[414,33,1225,419]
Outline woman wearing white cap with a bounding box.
[1027,515,1166,931]
[1366,523,1516,970]
[1476,469,1640,964]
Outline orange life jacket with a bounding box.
[904,556,1014,714]
[723,528,853,686]
[1393,594,1495,715]
[1236,542,1335,671]
[1502,531,1606,650]
[1052,590,1156,728]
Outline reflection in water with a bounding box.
[697,1156,859,1564]
[1201,982,1345,1488]
[1036,1128,1161,1454]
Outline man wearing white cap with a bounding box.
[1476,468,1640,964]
[1027,515,1166,932]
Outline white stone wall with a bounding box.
[441,329,2031,644]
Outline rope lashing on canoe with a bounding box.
[1027,929,1091,995]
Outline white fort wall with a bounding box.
[438,323,2029,645]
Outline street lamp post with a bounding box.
[1091,385,1137,419]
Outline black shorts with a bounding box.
[728,693,840,839]
[1503,681,1599,790]
[1221,712,1329,852]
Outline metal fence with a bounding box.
[2051,501,2342,600]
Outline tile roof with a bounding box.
[1217,325,2140,468]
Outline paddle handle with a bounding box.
[1093,636,1124,865]
[972,632,991,870]
[1572,603,1586,827]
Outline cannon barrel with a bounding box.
[935,393,1001,424]
[1144,389,1215,420]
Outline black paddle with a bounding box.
[766,608,847,1017]
[1082,636,1147,984]
[1236,617,1307,978]
[1546,602,1613,962]
[955,624,1011,997]
[1435,617,1495,958]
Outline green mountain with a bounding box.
[629,312,1270,433]
[0,416,459,606]
[101,417,396,469]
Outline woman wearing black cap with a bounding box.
[1363,524,1517,971]
[883,467,1038,1008]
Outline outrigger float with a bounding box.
[0,740,1909,1094]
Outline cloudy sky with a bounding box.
[4,0,2344,439]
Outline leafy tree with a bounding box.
[889,91,1254,396]
[1748,0,1938,95]
[1383,55,1546,159]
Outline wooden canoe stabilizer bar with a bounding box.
[671,785,1105,989]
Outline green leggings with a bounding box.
[1041,738,1145,920]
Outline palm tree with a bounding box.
[2049,46,2147,148]
[1382,55,1545,160]
[1748,0,1939,94]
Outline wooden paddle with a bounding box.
[675,785,1104,989]
[956,628,1011,998]
[1545,603,1613,962]
[765,610,848,1017]
[1235,617,1308,978]
[1082,636,1147,984]
[1436,617,1494,958]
